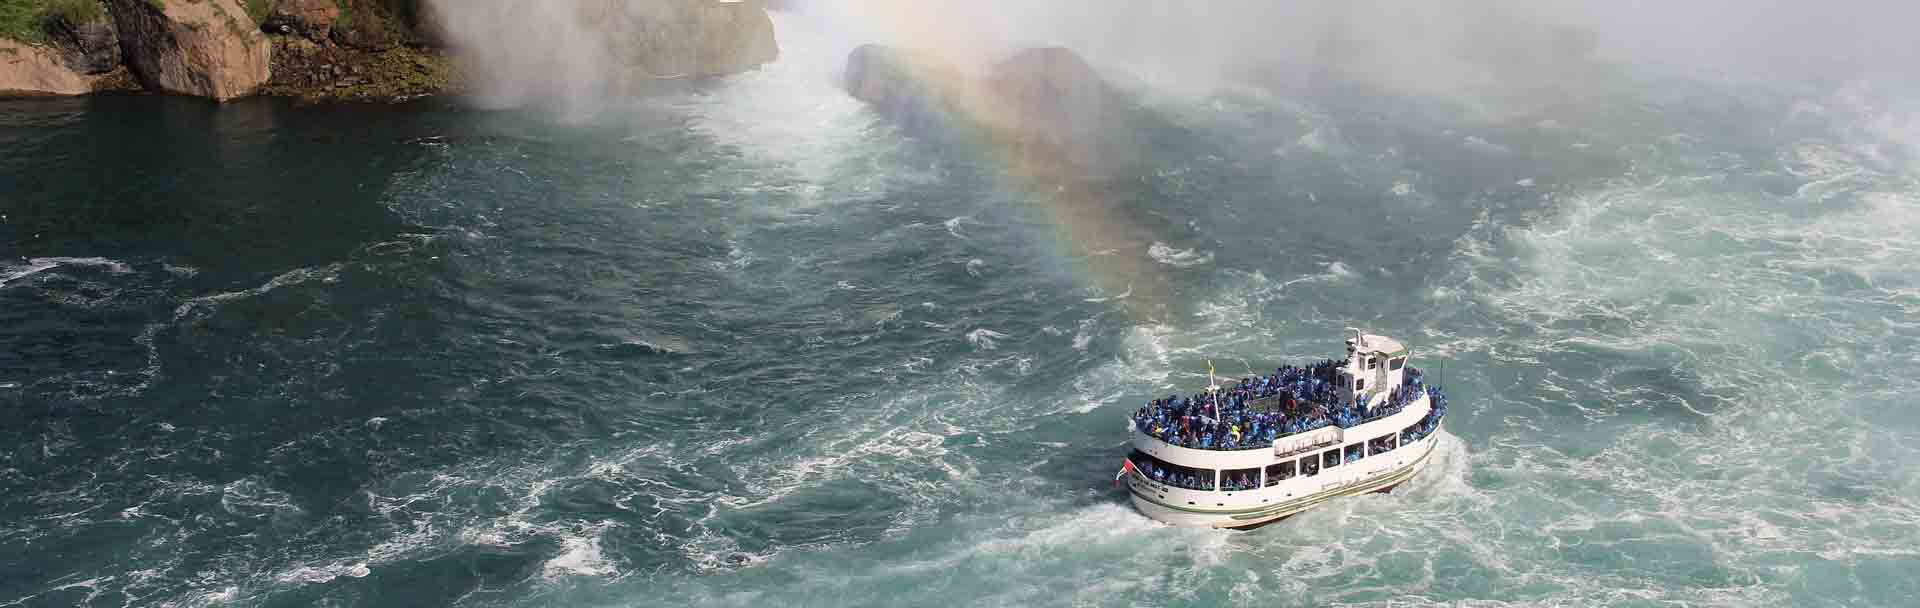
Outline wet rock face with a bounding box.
[983,46,1142,174]
[106,0,271,101]
[263,0,341,43]
[843,44,959,136]
[47,14,121,75]
[843,44,1144,179]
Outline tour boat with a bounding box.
[1119,329,1448,529]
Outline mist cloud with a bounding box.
[781,0,1920,101]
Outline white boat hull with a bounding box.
[1125,430,1440,529]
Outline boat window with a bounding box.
[1323,449,1341,469]
[1299,455,1320,477]
[1222,468,1260,491]
[1344,444,1364,464]
[1368,434,1396,456]
[1356,378,1366,392]
[1389,357,1405,371]
[1367,356,1378,370]
[1264,461,1296,486]
[1129,450,1218,491]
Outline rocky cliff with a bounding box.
[1,37,99,95]
[0,1,132,96]
[0,0,781,102]
[105,0,270,100]
[842,44,966,135]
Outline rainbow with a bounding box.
[830,3,1178,322]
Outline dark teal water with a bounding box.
[5,22,1920,608]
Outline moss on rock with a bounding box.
[260,36,455,103]
[1,0,107,44]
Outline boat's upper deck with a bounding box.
[1129,362,1432,452]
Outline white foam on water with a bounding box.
[543,523,621,580]
[964,328,1008,350]
[0,257,132,289]
[44,262,351,403]
[1081,283,1131,303]
[218,477,301,520]
[944,216,970,239]
[677,10,928,206]
[1146,241,1213,267]
[964,258,986,277]
[1070,318,1098,351]
[1324,261,1354,279]
[1423,90,1920,604]
[0,258,62,288]
[272,561,371,586]
[172,264,344,322]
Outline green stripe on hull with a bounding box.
[1128,439,1436,520]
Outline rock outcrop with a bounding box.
[46,11,120,74]
[106,0,270,101]
[262,0,340,43]
[843,44,965,135]
[982,47,1142,175]
[0,4,126,96]
[0,39,99,95]
[844,44,1144,179]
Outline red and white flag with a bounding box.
[1113,458,1138,487]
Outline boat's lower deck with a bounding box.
[1126,430,1440,528]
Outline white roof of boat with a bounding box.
[1356,334,1406,355]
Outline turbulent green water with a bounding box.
[6,18,1920,608]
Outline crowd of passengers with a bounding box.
[1138,462,1262,491]
[1132,387,1451,493]
[1138,462,1212,491]
[1131,361,1430,451]
[1367,435,1397,456]
[1400,387,1447,445]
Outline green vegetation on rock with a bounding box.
[0,1,48,43]
[0,0,105,43]
[244,0,270,25]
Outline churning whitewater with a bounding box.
[5,8,1920,608]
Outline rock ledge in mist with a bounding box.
[844,44,1144,180]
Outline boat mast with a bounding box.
[1206,359,1220,419]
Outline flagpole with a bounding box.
[1206,359,1219,419]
